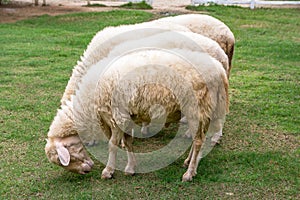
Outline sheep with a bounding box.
[44,22,192,172]
[77,48,228,181]
[156,14,235,77]
[83,29,229,141]
[45,19,230,179]
[45,47,229,182]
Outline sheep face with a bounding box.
[45,135,94,174]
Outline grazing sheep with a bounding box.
[44,21,191,173]
[45,19,230,179]
[156,14,235,77]
[69,48,229,181]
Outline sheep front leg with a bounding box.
[101,128,123,179]
[123,133,136,175]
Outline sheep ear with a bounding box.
[57,145,70,166]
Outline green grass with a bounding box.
[84,3,107,7]
[119,1,153,10]
[0,7,299,199]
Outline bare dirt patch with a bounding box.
[0,0,195,23]
[0,1,120,23]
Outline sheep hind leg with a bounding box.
[123,133,136,176]
[182,129,205,182]
[101,128,123,179]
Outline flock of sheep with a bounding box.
[45,14,235,182]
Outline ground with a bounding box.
[1,0,299,23]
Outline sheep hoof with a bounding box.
[101,168,114,179]
[182,170,197,182]
[101,173,113,179]
[124,171,135,176]
[124,166,135,176]
[182,172,193,182]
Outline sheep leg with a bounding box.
[183,117,197,167]
[227,44,235,78]
[183,143,193,168]
[182,125,206,182]
[123,133,136,175]
[101,128,123,179]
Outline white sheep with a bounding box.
[156,14,235,77]
[45,16,232,178]
[78,48,229,181]
[44,22,192,173]
[46,46,229,181]
[84,29,229,141]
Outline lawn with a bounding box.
[0,6,299,199]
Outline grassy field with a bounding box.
[0,6,299,199]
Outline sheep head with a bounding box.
[45,135,94,174]
[45,101,94,174]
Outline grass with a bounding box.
[84,1,153,9]
[0,6,299,199]
[119,1,153,10]
[84,3,107,7]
